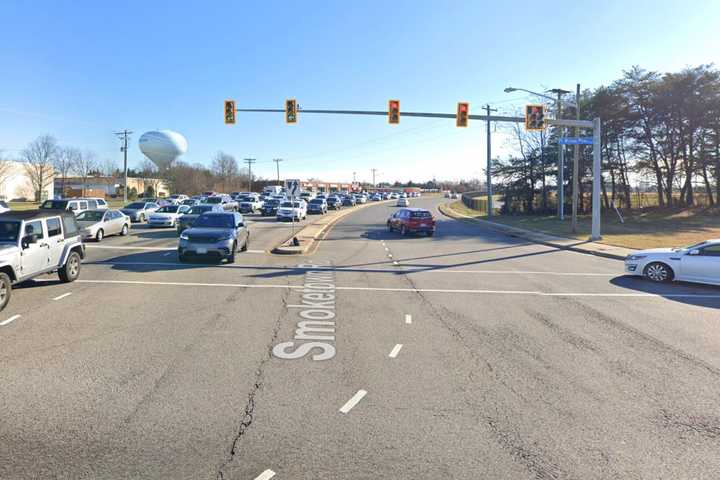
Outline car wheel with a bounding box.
[644,262,673,283]
[178,252,188,263]
[400,225,408,236]
[95,229,104,242]
[140,213,146,222]
[121,224,129,236]
[387,221,393,232]
[0,272,12,312]
[227,242,237,263]
[427,231,435,237]
[241,236,249,252]
[59,251,81,283]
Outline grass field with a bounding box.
[448,200,720,250]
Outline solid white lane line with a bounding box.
[69,279,720,298]
[254,469,276,480]
[393,261,399,265]
[340,390,367,414]
[389,344,403,358]
[163,252,172,257]
[405,314,412,324]
[52,292,72,301]
[247,249,266,253]
[0,314,20,326]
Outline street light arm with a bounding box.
[504,86,578,109]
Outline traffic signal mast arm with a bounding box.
[234,107,525,123]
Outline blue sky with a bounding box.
[1,0,719,183]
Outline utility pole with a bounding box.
[273,158,283,184]
[571,83,581,233]
[244,158,256,192]
[484,104,497,216]
[114,129,133,203]
[371,168,377,187]
[353,171,357,184]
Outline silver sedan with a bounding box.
[77,209,131,242]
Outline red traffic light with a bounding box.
[388,99,400,125]
[456,102,469,127]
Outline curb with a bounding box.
[437,203,631,261]
[272,200,391,255]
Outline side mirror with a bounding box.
[688,249,700,256]
[22,234,38,249]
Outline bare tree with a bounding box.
[72,150,98,196]
[54,146,81,196]
[212,151,238,192]
[0,151,14,199]
[100,157,119,196]
[21,134,57,201]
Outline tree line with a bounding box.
[493,64,720,214]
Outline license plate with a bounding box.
[196,248,207,254]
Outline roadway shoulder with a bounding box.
[437,202,634,261]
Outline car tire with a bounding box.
[427,231,435,237]
[95,229,104,242]
[400,225,408,236]
[139,213,146,223]
[0,272,12,312]
[227,242,237,263]
[121,224,129,236]
[241,236,249,252]
[178,252,188,263]
[59,251,81,283]
[644,262,674,283]
[387,221,393,232]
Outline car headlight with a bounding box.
[179,233,189,240]
[219,233,234,241]
[626,254,647,261]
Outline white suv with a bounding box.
[276,200,307,221]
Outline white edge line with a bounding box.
[0,314,20,326]
[339,389,367,414]
[405,314,412,324]
[254,469,276,480]
[52,292,72,301]
[389,344,403,358]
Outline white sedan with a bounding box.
[624,239,720,285]
[147,205,190,228]
[397,197,409,207]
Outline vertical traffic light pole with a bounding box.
[591,117,602,240]
[485,104,497,216]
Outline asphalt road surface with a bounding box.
[2,197,720,479]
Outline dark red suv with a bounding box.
[387,208,436,236]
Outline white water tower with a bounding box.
[138,130,188,170]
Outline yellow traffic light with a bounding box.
[224,100,236,125]
[456,102,469,128]
[285,99,297,124]
[525,104,545,131]
[388,99,400,125]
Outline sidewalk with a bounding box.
[438,203,635,261]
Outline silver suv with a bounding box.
[0,210,85,311]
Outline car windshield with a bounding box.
[310,199,324,204]
[157,206,179,213]
[205,197,223,204]
[265,200,279,206]
[193,214,234,228]
[76,211,105,222]
[41,200,68,209]
[0,220,20,242]
[124,202,144,209]
[189,205,214,214]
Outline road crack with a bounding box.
[215,286,289,480]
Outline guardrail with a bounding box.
[460,191,488,214]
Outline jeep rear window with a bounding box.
[61,215,79,236]
[41,200,68,209]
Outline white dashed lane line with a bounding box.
[388,344,403,358]
[52,292,72,301]
[405,314,412,324]
[339,390,367,414]
[254,469,276,480]
[0,314,20,326]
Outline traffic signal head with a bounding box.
[456,102,469,128]
[286,99,297,124]
[388,99,400,124]
[525,104,545,131]
[224,100,236,125]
